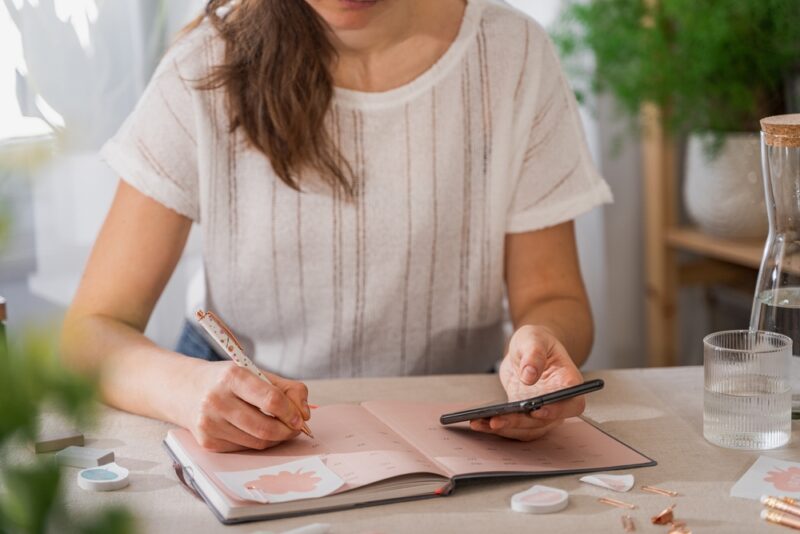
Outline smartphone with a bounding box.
[439,379,604,425]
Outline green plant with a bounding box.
[0,330,135,534]
[554,0,800,144]
[0,131,133,534]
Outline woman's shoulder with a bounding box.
[478,1,553,57]
[472,1,565,103]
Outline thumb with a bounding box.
[510,327,551,386]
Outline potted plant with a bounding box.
[554,0,800,238]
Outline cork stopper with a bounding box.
[761,114,800,147]
[0,297,5,322]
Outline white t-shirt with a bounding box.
[101,0,612,379]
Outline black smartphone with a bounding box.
[439,379,605,425]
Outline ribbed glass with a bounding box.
[704,330,791,450]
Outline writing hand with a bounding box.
[187,361,311,452]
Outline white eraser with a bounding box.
[580,473,635,492]
[56,446,114,468]
[77,463,129,492]
[511,484,569,514]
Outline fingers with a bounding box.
[196,418,281,452]
[228,367,306,431]
[195,408,276,452]
[223,396,300,444]
[193,364,308,451]
[468,395,584,442]
[508,326,554,386]
[470,416,564,442]
[266,372,311,420]
[529,395,586,421]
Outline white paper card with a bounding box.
[579,473,634,492]
[731,456,800,500]
[216,456,344,504]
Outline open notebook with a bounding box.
[164,401,655,524]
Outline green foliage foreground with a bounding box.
[0,330,135,534]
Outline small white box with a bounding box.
[55,446,114,468]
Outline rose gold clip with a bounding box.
[651,504,675,525]
[650,504,691,533]
[642,485,680,497]
[598,497,637,510]
[621,514,635,532]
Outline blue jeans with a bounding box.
[175,320,223,362]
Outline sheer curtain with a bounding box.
[2,0,204,346]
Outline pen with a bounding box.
[195,309,314,439]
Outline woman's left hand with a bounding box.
[469,325,585,441]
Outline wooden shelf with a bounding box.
[666,227,765,270]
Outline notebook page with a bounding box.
[168,403,447,505]
[362,401,653,477]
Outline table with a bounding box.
[49,367,799,533]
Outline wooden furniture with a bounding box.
[641,109,765,366]
[18,369,799,533]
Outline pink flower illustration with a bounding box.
[245,469,322,495]
[764,467,800,492]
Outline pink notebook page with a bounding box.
[169,403,447,506]
[362,401,651,476]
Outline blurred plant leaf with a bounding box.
[553,0,800,151]
[0,328,133,533]
[0,330,96,447]
[0,462,61,534]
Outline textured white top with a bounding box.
[101,0,612,379]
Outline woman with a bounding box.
[61,0,612,452]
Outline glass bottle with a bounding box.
[750,114,800,415]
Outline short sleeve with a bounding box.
[506,29,612,233]
[100,50,200,221]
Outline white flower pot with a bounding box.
[684,132,767,239]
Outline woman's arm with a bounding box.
[505,220,593,366]
[61,181,310,451]
[470,221,591,441]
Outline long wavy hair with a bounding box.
[183,0,353,193]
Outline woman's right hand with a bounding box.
[185,361,311,452]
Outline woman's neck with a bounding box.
[328,1,417,57]
[326,0,466,93]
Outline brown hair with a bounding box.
[184,0,352,193]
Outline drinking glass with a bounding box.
[704,330,791,450]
